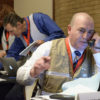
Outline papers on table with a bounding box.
[61,84,96,96]
[31,85,98,100]
[31,73,100,100]
[62,72,100,93]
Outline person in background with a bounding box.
[0,4,15,58]
[0,12,65,70]
[17,12,100,96]
[0,4,16,100]
[3,12,65,61]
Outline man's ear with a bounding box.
[67,25,71,35]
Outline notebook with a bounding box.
[19,41,37,56]
[0,57,18,77]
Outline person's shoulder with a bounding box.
[33,12,49,18]
[42,40,52,47]
[37,40,52,50]
[33,12,47,15]
[35,40,52,53]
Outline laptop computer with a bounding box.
[0,57,18,77]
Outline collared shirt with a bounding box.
[68,38,83,62]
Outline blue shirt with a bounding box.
[6,13,65,61]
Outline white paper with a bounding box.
[61,84,96,96]
[19,41,37,56]
[62,72,100,93]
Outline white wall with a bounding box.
[14,0,53,18]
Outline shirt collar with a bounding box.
[68,38,83,61]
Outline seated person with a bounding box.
[0,4,15,100]
[3,12,65,61]
[16,12,100,96]
[0,4,15,58]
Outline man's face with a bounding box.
[68,17,95,51]
[5,23,23,37]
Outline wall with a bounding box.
[14,0,53,18]
[54,0,100,36]
[0,0,14,10]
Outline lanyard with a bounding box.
[22,18,30,46]
[6,32,10,50]
[65,38,85,74]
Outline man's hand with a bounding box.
[0,50,6,58]
[34,40,44,47]
[30,56,51,77]
[91,33,100,53]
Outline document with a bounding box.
[61,84,96,96]
[19,41,37,56]
[31,73,100,100]
[61,72,100,96]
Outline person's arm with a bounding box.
[0,30,15,58]
[91,33,100,72]
[6,37,25,61]
[16,41,52,85]
[62,72,100,92]
[93,53,100,72]
[88,33,100,72]
[33,13,66,42]
[0,50,6,58]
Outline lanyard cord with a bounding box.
[22,18,30,46]
[65,38,85,74]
